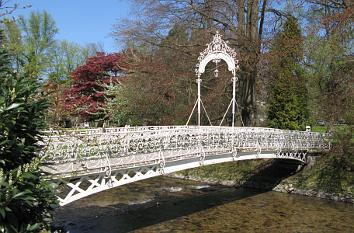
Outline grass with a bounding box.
[178,160,267,184]
[312,124,351,133]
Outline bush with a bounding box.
[0,32,57,233]
[296,126,354,194]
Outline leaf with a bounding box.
[0,208,5,218]
[3,103,22,113]
[12,190,31,199]
[26,223,40,231]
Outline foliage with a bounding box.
[44,41,99,127]
[106,49,172,126]
[109,26,240,126]
[2,11,58,79]
[0,41,47,171]
[64,52,125,122]
[107,26,205,126]
[47,40,98,85]
[306,34,353,125]
[266,16,308,130]
[297,4,353,195]
[0,32,57,232]
[114,0,275,126]
[303,1,353,126]
[0,166,58,233]
[0,2,31,19]
[2,11,101,127]
[296,126,354,194]
[106,84,143,126]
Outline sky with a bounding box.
[13,0,133,53]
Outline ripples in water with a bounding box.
[53,177,354,233]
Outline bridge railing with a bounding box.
[41,126,330,165]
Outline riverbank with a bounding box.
[170,155,354,203]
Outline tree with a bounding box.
[44,41,99,127]
[47,40,101,85]
[108,26,218,126]
[0,31,57,233]
[113,0,292,126]
[0,1,31,19]
[304,1,353,126]
[107,47,178,126]
[2,11,106,127]
[64,52,125,123]
[266,16,308,130]
[2,11,58,79]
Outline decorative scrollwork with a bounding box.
[43,126,330,206]
[195,31,239,75]
[41,126,330,176]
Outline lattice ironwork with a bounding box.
[40,126,330,205]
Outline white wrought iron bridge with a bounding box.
[41,126,330,206]
[40,32,331,206]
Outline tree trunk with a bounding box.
[237,0,259,126]
[237,0,245,35]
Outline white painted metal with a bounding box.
[197,77,202,126]
[189,31,240,126]
[40,126,330,206]
[196,32,238,75]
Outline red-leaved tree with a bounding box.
[64,52,125,122]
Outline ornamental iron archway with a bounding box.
[186,31,242,127]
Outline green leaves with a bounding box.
[0,168,58,232]
[267,16,308,130]
[0,103,22,113]
[3,11,58,80]
[0,31,57,233]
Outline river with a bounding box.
[53,177,354,233]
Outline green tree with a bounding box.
[0,31,57,233]
[2,11,58,79]
[267,16,308,130]
[48,40,100,85]
[306,35,353,126]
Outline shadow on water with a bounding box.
[55,159,302,233]
[242,159,302,190]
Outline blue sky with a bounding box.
[13,0,132,52]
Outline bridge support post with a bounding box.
[197,76,202,126]
[231,74,237,127]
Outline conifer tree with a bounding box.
[267,16,308,130]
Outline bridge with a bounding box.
[41,126,330,206]
[40,32,330,206]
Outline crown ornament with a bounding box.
[195,31,238,76]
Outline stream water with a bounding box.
[54,177,354,233]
